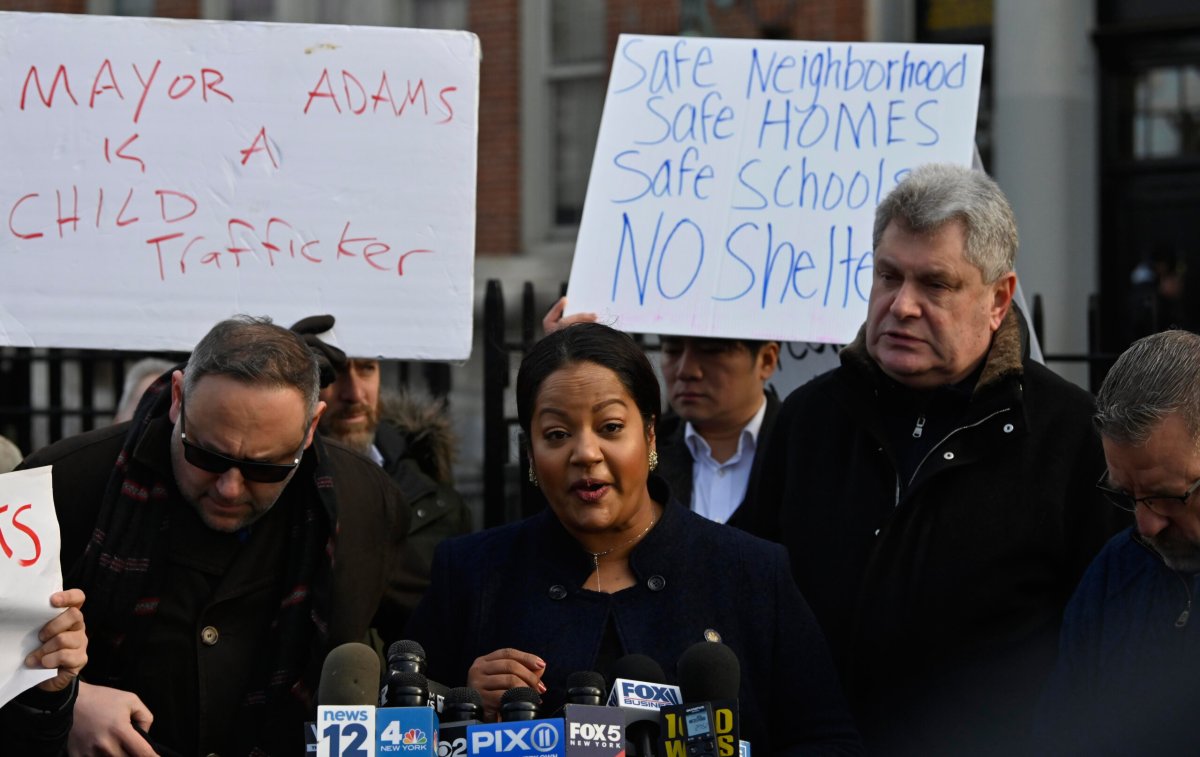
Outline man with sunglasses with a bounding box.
[20,316,408,756]
[1038,329,1200,754]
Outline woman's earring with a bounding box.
[648,450,659,472]
[528,464,539,486]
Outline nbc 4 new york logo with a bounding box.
[378,708,438,754]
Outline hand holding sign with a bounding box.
[0,465,64,709]
[26,588,87,694]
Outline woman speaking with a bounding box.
[407,323,860,754]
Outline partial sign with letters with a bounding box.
[467,718,565,757]
[0,466,62,709]
[0,12,479,359]
[318,704,377,757]
[566,35,982,344]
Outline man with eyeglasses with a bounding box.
[19,316,409,756]
[1038,329,1200,755]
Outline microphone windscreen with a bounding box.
[567,670,607,691]
[500,686,542,722]
[500,686,542,707]
[566,670,607,706]
[318,642,382,706]
[612,654,666,684]
[677,641,740,702]
[445,686,485,709]
[387,639,427,660]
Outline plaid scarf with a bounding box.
[71,369,335,755]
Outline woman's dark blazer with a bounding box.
[406,478,862,755]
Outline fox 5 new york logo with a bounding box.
[568,721,621,747]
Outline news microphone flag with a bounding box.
[377,706,439,755]
[317,705,377,757]
[467,718,566,757]
[605,679,682,710]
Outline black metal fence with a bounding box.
[0,281,1136,529]
[0,346,450,461]
[478,282,1133,530]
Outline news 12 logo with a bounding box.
[617,680,682,708]
[467,719,564,756]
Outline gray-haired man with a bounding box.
[749,163,1124,755]
[1038,329,1200,755]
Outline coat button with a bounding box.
[200,626,219,646]
[416,508,427,518]
[943,451,955,461]
[1003,423,1014,433]
[647,575,666,592]
[548,584,567,600]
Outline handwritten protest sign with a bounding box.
[567,35,982,343]
[0,12,479,359]
[0,466,62,709]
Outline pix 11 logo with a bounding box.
[467,719,565,757]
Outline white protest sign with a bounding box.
[567,35,982,343]
[0,466,62,709]
[0,12,478,359]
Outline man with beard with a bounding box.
[1037,329,1200,755]
[293,315,472,626]
[21,316,408,756]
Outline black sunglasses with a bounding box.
[179,396,306,483]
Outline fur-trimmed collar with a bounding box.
[840,308,1024,396]
[378,390,457,483]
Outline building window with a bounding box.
[523,0,607,247]
[1130,65,1200,159]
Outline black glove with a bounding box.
[290,314,347,389]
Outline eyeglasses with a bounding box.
[179,396,305,483]
[1096,470,1200,517]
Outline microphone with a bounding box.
[384,671,430,708]
[441,686,485,724]
[384,639,450,712]
[439,687,484,757]
[607,655,680,757]
[560,671,624,756]
[660,641,742,757]
[566,671,606,706]
[320,641,382,706]
[500,686,542,721]
[387,639,428,675]
[313,642,381,754]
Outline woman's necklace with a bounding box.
[588,517,657,593]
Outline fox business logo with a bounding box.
[568,722,622,747]
[619,681,681,708]
[470,721,562,755]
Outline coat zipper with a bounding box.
[893,407,1013,508]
